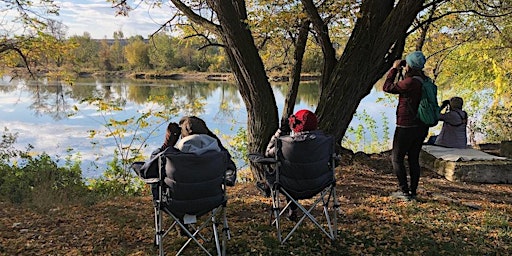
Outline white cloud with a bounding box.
[56,0,172,39]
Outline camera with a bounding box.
[399,60,407,67]
[441,100,450,110]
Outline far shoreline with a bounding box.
[89,71,321,82]
[2,68,321,82]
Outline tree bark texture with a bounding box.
[316,0,424,146]
[282,20,311,123]
[207,0,278,180]
[171,0,426,180]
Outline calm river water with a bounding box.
[1,76,460,178]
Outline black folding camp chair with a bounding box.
[249,134,339,243]
[132,148,231,256]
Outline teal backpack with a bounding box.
[414,76,440,127]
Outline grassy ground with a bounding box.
[1,152,511,255]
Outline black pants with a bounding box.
[391,126,428,195]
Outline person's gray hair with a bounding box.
[450,97,463,110]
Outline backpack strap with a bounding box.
[412,76,424,83]
[406,76,424,119]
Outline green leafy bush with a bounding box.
[86,154,145,197]
[0,152,90,205]
[0,129,90,208]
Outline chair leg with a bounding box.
[155,204,164,256]
[271,189,282,242]
[221,206,230,255]
[316,186,338,240]
[331,186,339,240]
[174,207,226,256]
[176,221,212,256]
[212,214,221,256]
[279,187,337,243]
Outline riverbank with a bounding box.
[2,68,320,82]
[89,71,321,82]
[1,151,510,255]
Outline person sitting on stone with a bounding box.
[434,97,468,149]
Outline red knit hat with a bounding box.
[288,109,318,133]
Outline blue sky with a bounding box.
[56,0,171,39]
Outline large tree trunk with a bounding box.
[301,0,337,92]
[316,0,424,146]
[170,0,426,180]
[207,1,278,180]
[282,20,311,123]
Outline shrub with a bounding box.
[86,154,145,197]
[0,129,92,209]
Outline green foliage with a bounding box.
[0,129,90,208]
[0,126,147,207]
[480,105,512,142]
[86,152,145,197]
[342,110,391,153]
[110,31,126,70]
[124,37,151,70]
[0,128,23,162]
[172,37,215,72]
[98,39,114,71]
[226,127,250,181]
[67,33,100,69]
[148,33,175,70]
[75,95,180,196]
[228,127,248,161]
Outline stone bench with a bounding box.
[419,145,512,184]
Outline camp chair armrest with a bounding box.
[131,161,145,175]
[248,153,277,165]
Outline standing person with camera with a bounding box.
[434,97,468,148]
[383,51,430,201]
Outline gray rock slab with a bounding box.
[420,147,512,184]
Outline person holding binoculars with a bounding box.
[383,51,430,201]
[434,97,468,149]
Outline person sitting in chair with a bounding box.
[257,109,324,220]
[159,116,236,183]
[144,116,237,201]
[158,116,232,161]
[434,97,468,149]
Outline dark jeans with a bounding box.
[391,126,428,195]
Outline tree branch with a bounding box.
[411,1,512,34]
[0,39,35,78]
[169,0,222,36]
[301,0,337,89]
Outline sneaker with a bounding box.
[224,169,236,186]
[176,224,191,237]
[256,182,271,197]
[287,208,298,222]
[391,191,411,201]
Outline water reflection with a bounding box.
[1,76,508,178]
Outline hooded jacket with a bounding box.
[435,109,468,148]
[176,134,221,155]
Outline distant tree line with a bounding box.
[1,31,232,74]
[1,29,324,76]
